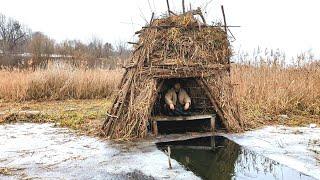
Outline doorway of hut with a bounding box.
[150,78,224,135]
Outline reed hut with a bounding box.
[102,8,243,139]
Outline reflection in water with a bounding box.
[156,136,315,180]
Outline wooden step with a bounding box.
[151,114,216,136]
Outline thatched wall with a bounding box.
[102,10,243,139]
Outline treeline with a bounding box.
[0,13,131,69]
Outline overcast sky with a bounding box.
[1,0,320,59]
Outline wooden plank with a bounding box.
[171,145,214,150]
[151,114,214,122]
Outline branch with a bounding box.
[182,0,186,13]
[166,0,171,15]
[221,5,227,32]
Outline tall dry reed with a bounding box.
[232,63,320,121]
[1,60,320,125]
[0,63,122,101]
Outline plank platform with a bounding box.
[151,114,216,136]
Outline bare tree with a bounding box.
[0,14,30,54]
[114,41,131,66]
[88,37,103,58]
[28,31,55,67]
[102,42,113,58]
[55,40,76,57]
[0,13,124,69]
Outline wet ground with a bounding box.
[0,123,319,180]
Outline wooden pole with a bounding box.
[166,0,171,15]
[153,121,158,136]
[197,8,207,25]
[165,146,172,169]
[221,5,231,66]
[211,136,216,149]
[149,12,155,25]
[182,0,186,13]
[210,115,216,133]
[221,5,227,32]
[196,79,227,129]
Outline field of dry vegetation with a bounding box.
[1,11,319,131]
[0,63,122,101]
[233,62,320,128]
[1,59,320,129]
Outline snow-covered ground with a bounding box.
[1,123,319,179]
[0,123,198,180]
[226,126,320,179]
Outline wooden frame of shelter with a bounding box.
[102,7,243,140]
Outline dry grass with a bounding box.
[0,63,122,101]
[1,60,320,129]
[0,99,112,136]
[232,62,320,128]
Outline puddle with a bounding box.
[157,136,316,180]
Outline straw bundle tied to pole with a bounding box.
[102,8,243,140]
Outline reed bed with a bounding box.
[232,62,320,127]
[1,60,319,129]
[0,63,122,101]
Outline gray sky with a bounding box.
[1,0,320,59]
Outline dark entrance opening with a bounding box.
[152,78,214,116]
[150,78,224,135]
[157,119,211,134]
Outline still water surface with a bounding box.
[157,136,315,180]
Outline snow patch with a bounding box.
[0,123,198,180]
[226,126,320,179]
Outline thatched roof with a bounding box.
[126,10,232,78]
[134,13,230,64]
[102,9,243,140]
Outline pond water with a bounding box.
[157,136,316,180]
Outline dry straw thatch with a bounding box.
[102,8,243,139]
